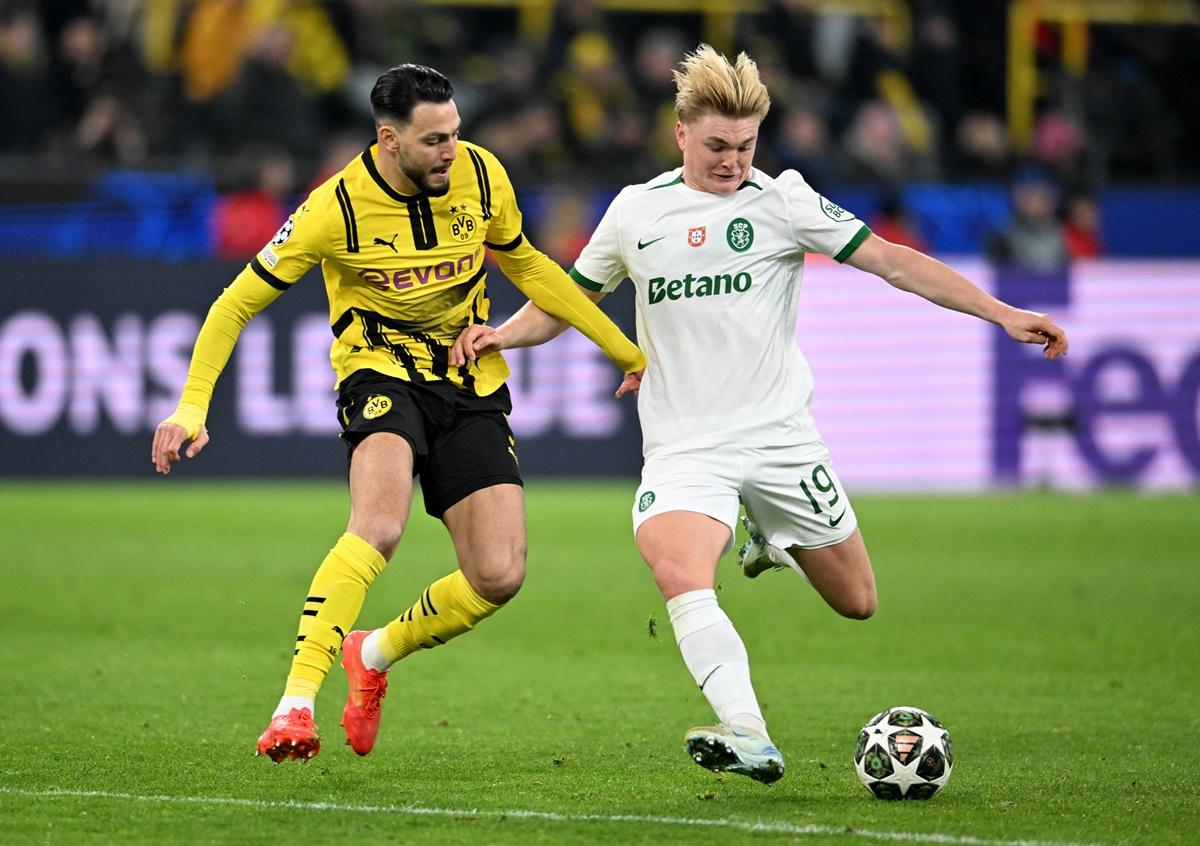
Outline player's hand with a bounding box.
[1001,308,1068,360]
[615,368,643,399]
[449,324,506,367]
[151,421,209,475]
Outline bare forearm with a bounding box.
[494,301,570,349]
[881,246,1009,324]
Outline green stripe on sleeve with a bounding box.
[833,224,872,263]
[569,267,604,291]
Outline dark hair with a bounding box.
[370,64,454,125]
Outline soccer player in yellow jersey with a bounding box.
[150,64,646,763]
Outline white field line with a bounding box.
[0,786,1105,846]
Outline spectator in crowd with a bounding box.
[211,145,295,259]
[840,99,938,185]
[771,103,840,192]
[0,0,1197,215]
[951,112,1012,182]
[1063,191,1104,259]
[870,195,927,252]
[988,166,1068,271]
[0,4,51,151]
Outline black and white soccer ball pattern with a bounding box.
[854,706,953,800]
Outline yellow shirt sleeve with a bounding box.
[164,193,329,437]
[162,267,284,438]
[490,239,645,374]
[479,148,645,374]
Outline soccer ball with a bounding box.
[854,706,953,800]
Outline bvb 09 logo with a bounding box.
[450,214,475,242]
[727,218,753,252]
[363,395,392,420]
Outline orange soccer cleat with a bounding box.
[256,707,320,763]
[340,630,388,756]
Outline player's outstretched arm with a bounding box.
[845,233,1068,360]
[150,269,283,474]
[447,299,573,366]
[448,287,643,398]
[489,241,646,374]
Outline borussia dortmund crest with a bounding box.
[726,218,753,252]
[450,213,476,242]
[362,395,392,420]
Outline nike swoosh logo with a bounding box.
[637,236,665,250]
[828,510,847,527]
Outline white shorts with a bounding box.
[631,441,859,554]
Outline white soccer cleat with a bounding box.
[737,516,794,579]
[685,725,785,784]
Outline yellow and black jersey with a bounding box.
[253,140,527,394]
[167,140,645,433]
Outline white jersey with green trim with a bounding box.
[570,167,870,455]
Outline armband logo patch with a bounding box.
[259,245,279,269]
[271,217,294,246]
[819,196,856,222]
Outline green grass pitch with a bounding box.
[0,481,1197,844]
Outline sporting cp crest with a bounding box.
[688,226,706,247]
[726,218,753,252]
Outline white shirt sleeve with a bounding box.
[781,170,871,263]
[569,188,632,293]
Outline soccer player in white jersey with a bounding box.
[450,45,1068,783]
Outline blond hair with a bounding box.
[673,44,770,123]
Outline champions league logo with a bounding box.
[271,218,294,246]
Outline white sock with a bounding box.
[272,695,314,719]
[361,628,391,672]
[666,588,769,739]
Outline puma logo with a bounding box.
[373,233,398,253]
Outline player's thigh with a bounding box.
[740,447,860,554]
[421,410,522,520]
[442,481,526,602]
[635,510,731,599]
[338,373,428,548]
[425,410,525,600]
[632,448,740,598]
[789,528,877,620]
[346,432,417,552]
[741,447,875,617]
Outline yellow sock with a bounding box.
[381,570,502,663]
[284,533,387,697]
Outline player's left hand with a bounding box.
[449,324,505,367]
[615,368,643,399]
[1001,308,1068,360]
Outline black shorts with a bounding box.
[336,370,522,519]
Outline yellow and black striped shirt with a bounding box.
[168,140,644,432]
[255,140,539,393]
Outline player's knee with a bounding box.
[647,557,707,600]
[467,543,526,604]
[835,590,877,620]
[472,565,524,604]
[349,518,406,561]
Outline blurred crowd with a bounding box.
[0,0,1195,263]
